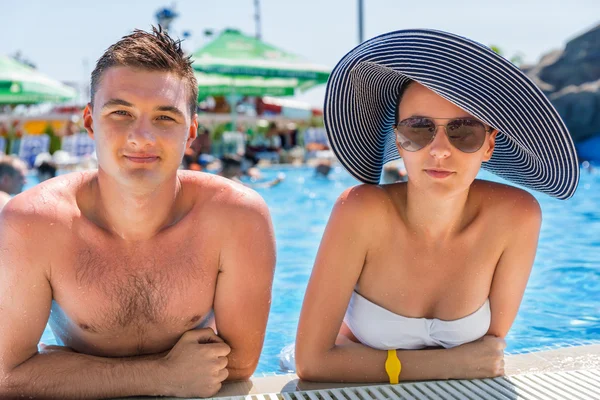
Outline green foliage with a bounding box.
[43,123,61,155]
[489,45,525,67]
[212,123,227,141]
[490,45,503,55]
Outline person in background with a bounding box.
[190,127,212,156]
[219,154,284,188]
[381,162,408,184]
[0,155,27,211]
[36,160,58,183]
[315,159,332,178]
[265,122,283,151]
[182,148,201,170]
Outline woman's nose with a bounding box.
[428,126,452,159]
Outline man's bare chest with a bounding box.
[51,238,219,335]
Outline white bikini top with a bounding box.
[343,291,491,350]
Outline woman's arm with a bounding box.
[487,191,542,338]
[296,185,385,382]
[296,186,503,383]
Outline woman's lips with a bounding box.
[424,169,454,178]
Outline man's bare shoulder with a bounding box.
[178,171,275,270]
[0,171,94,230]
[178,170,269,217]
[0,191,11,209]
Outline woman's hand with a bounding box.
[447,335,505,379]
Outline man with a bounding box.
[37,160,58,182]
[218,154,284,188]
[0,155,27,210]
[0,27,276,399]
[190,127,212,156]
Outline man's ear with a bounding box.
[482,129,498,162]
[186,114,198,147]
[83,103,94,139]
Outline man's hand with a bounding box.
[161,328,231,398]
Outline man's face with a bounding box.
[84,66,197,186]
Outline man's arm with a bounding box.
[0,199,231,399]
[0,202,172,399]
[214,189,276,380]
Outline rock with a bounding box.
[549,79,600,142]
[539,25,600,91]
[523,24,600,143]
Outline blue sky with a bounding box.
[4,0,599,107]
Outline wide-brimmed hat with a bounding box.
[324,29,579,199]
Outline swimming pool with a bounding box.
[35,165,600,375]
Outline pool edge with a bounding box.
[214,343,600,397]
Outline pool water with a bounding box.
[33,165,600,375]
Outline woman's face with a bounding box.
[396,83,497,196]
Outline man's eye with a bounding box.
[158,115,175,121]
[112,110,129,116]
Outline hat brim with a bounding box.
[324,29,579,199]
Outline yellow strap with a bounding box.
[385,349,402,384]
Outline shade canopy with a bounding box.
[191,29,330,99]
[0,55,77,105]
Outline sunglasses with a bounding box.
[394,117,493,153]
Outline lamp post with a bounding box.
[254,0,262,40]
[358,0,364,44]
[155,5,178,33]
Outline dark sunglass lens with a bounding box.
[446,119,487,153]
[397,118,436,151]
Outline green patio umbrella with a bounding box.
[0,55,78,105]
[195,71,299,99]
[191,28,331,98]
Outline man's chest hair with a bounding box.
[65,246,212,330]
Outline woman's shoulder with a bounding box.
[337,183,402,211]
[472,179,542,223]
[331,183,404,230]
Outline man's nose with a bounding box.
[128,118,156,147]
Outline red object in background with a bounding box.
[53,105,83,114]
[260,100,282,114]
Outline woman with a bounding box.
[295,29,579,383]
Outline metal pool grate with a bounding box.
[216,369,600,400]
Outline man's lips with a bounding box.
[424,168,454,178]
[124,154,159,163]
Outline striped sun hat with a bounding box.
[324,29,580,199]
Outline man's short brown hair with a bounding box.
[90,25,198,117]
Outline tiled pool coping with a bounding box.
[119,344,600,399]
[504,339,600,355]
